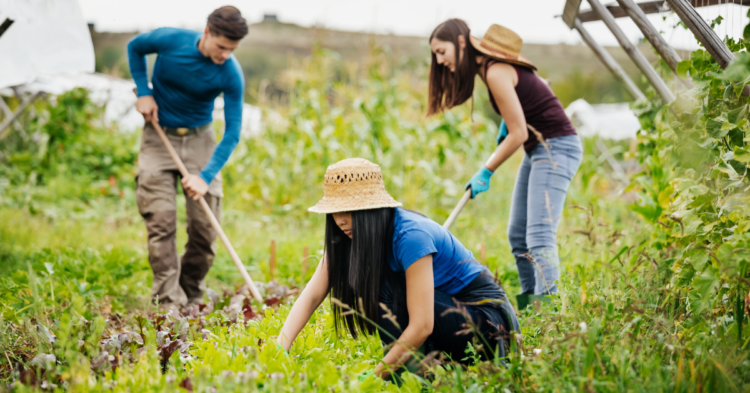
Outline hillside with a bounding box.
[92,20,662,106]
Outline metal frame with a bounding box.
[561,0,748,103]
[563,0,585,27]
[573,18,647,100]
[0,18,40,139]
[666,0,750,95]
[616,0,691,88]
[0,91,43,140]
[578,0,750,23]
[0,18,13,39]
[588,0,677,103]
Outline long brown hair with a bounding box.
[427,19,480,116]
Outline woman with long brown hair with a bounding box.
[428,19,583,301]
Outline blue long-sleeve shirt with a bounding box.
[127,27,244,185]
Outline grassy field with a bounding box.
[1,31,749,391]
[0,139,648,391]
[91,20,653,107]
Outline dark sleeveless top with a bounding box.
[485,60,577,152]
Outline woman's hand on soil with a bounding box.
[466,167,494,199]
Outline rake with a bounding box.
[443,189,472,229]
[147,120,263,304]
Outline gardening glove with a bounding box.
[496,119,508,145]
[465,167,494,199]
[358,369,375,382]
[276,343,289,358]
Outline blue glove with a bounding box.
[497,119,508,145]
[276,343,289,358]
[358,369,375,382]
[465,167,494,199]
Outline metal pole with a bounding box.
[0,18,13,39]
[149,120,264,304]
[563,0,584,28]
[588,0,677,103]
[0,92,43,140]
[443,190,472,229]
[665,0,750,95]
[574,18,647,101]
[667,0,733,64]
[616,0,693,88]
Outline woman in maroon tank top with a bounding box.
[428,19,583,303]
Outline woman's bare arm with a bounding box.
[374,255,434,378]
[483,62,528,172]
[276,254,330,351]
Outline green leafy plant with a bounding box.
[2,35,750,392]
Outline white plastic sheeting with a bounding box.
[0,0,95,89]
[565,98,641,140]
[4,73,143,131]
[213,96,262,138]
[2,72,263,135]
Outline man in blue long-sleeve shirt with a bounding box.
[128,6,248,307]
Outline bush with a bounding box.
[0,88,139,210]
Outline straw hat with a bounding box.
[308,158,402,214]
[470,24,536,71]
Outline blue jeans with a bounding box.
[508,135,583,295]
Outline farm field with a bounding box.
[2,26,750,393]
[91,20,651,108]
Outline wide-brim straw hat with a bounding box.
[470,24,536,71]
[308,158,402,214]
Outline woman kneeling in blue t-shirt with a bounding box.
[276,158,519,378]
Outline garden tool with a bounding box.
[147,119,263,304]
[443,121,512,229]
[442,189,472,229]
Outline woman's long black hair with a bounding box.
[326,207,396,339]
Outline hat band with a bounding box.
[480,41,519,60]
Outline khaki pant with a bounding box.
[136,123,223,306]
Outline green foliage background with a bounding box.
[0,24,749,393]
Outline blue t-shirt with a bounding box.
[388,208,484,295]
[127,27,245,185]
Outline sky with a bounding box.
[79,0,750,50]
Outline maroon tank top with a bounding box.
[485,60,577,152]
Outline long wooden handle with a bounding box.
[149,121,264,304]
[443,189,472,229]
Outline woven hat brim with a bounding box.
[470,35,536,71]
[308,195,402,214]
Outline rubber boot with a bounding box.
[516,293,531,311]
[517,293,556,311]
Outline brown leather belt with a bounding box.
[162,122,212,136]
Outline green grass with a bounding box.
[2,153,748,391]
[3,145,729,392]
[1,45,748,391]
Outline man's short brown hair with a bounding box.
[207,6,248,41]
